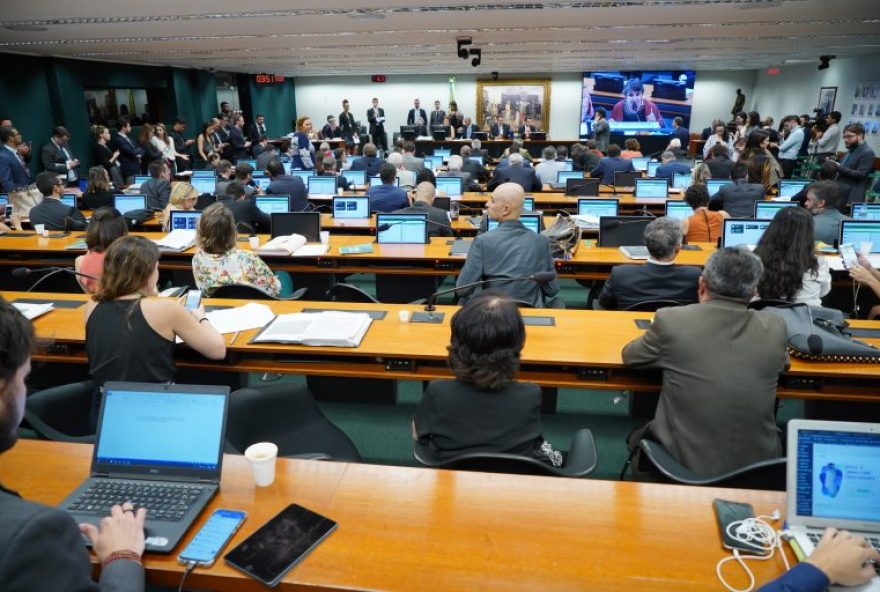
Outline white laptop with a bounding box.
[786,419,880,588]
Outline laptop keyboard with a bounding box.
[67,480,207,522]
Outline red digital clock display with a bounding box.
[255,74,285,85]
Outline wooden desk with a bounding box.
[0,440,791,591]
[9,291,880,401]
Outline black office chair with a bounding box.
[195,194,216,210]
[623,439,786,490]
[413,429,598,478]
[624,300,686,312]
[747,299,790,311]
[225,384,362,462]
[326,283,380,304]
[208,283,308,301]
[24,380,96,443]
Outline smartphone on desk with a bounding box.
[178,509,246,567]
[713,499,761,554]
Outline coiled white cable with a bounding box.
[716,512,791,592]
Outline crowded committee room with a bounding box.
[1,0,880,591]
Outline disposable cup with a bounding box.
[34,224,45,235]
[248,236,260,249]
[398,310,412,323]
[244,442,278,487]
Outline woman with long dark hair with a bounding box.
[754,206,830,305]
[703,122,734,160]
[739,130,773,191]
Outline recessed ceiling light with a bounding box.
[5,24,48,32]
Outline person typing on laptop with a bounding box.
[0,297,147,592]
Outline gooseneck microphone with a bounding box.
[422,271,557,312]
[377,218,460,237]
[13,266,100,293]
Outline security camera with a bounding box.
[457,37,472,60]
[491,71,499,81]
[818,55,835,70]
[469,48,481,67]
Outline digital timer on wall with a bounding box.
[255,73,286,85]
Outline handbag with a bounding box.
[541,212,580,260]
[763,303,880,363]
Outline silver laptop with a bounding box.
[60,382,229,553]
[786,420,880,562]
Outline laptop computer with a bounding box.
[487,214,541,233]
[646,161,661,178]
[631,157,650,172]
[369,176,400,188]
[60,194,77,208]
[308,176,338,199]
[785,420,880,560]
[168,210,201,231]
[707,179,733,197]
[721,218,770,249]
[614,171,642,191]
[754,200,798,219]
[271,212,321,241]
[634,178,669,199]
[332,196,370,219]
[556,170,583,188]
[566,178,599,196]
[341,169,367,187]
[114,194,147,215]
[598,216,651,248]
[190,170,216,179]
[423,155,443,170]
[851,203,880,221]
[255,195,291,215]
[376,213,428,244]
[578,198,619,218]
[433,148,451,161]
[436,176,463,197]
[840,221,880,253]
[131,175,150,188]
[523,196,535,211]
[665,200,692,221]
[289,170,312,183]
[672,172,692,190]
[59,382,229,553]
[778,179,812,199]
[252,177,271,192]
[190,177,217,196]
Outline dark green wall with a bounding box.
[239,75,297,137]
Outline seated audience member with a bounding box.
[75,207,128,294]
[265,159,308,211]
[488,153,541,192]
[212,160,234,195]
[161,182,199,231]
[412,292,563,465]
[81,166,120,210]
[664,137,688,159]
[704,143,734,179]
[755,207,830,306]
[437,155,478,192]
[218,162,256,199]
[622,247,788,476]
[456,183,560,308]
[500,139,531,163]
[756,528,880,592]
[831,123,876,207]
[0,298,148,591]
[710,162,765,217]
[367,163,409,212]
[29,171,87,231]
[572,141,601,173]
[596,217,701,310]
[789,161,841,207]
[350,143,383,176]
[620,138,642,159]
[590,144,635,185]
[690,162,712,188]
[218,181,270,234]
[415,166,436,187]
[805,180,849,245]
[386,151,416,189]
[85,235,225,419]
[556,145,569,161]
[518,116,538,139]
[254,137,276,170]
[393,181,453,238]
[141,160,171,210]
[460,146,489,183]
[680,185,728,243]
[654,151,690,181]
[315,155,349,192]
[670,116,690,150]
[192,203,281,296]
[490,115,512,141]
[401,142,423,172]
[535,146,566,187]
[469,139,488,161]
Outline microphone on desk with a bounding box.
[13,266,100,293]
[421,271,557,312]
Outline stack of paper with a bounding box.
[258,234,330,256]
[154,229,197,251]
[13,302,54,320]
[205,303,276,334]
[251,311,372,347]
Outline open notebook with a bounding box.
[251,311,372,347]
[257,233,329,256]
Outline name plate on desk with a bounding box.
[411,312,555,326]
[301,308,387,320]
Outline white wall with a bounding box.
[690,70,757,131]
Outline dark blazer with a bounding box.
[518,125,537,137]
[655,161,691,181]
[266,175,308,211]
[140,140,163,174]
[227,126,249,161]
[592,119,610,152]
[488,165,542,193]
[141,177,171,210]
[91,142,117,172]
[490,123,512,140]
[338,111,357,142]
[168,129,191,172]
[597,262,701,310]
[429,109,446,127]
[836,142,877,205]
[350,155,383,177]
[28,197,87,231]
[0,146,33,191]
[712,179,765,218]
[320,124,339,140]
[670,126,690,149]
[462,158,489,183]
[244,122,267,142]
[393,200,453,237]
[622,299,788,476]
[40,140,73,175]
[112,133,144,180]
[458,124,480,140]
[218,197,271,234]
[367,107,385,135]
[367,184,409,212]
[407,108,428,128]
[573,151,601,173]
[82,190,118,211]
[705,157,734,179]
[0,484,145,592]
[590,156,635,185]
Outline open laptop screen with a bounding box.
[646,161,661,177]
[840,221,880,253]
[754,201,798,219]
[634,178,668,198]
[557,171,583,184]
[341,169,367,186]
[114,194,147,214]
[376,213,428,244]
[289,170,312,183]
[850,203,880,221]
[578,198,619,218]
[169,210,201,230]
[255,195,290,215]
[132,175,150,186]
[308,176,337,196]
[60,195,77,208]
[487,214,540,233]
[523,196,535,211]
[665,200,692,220]
[370,176,400,188]
[423,155,443,170]
[191,177,217,195]
[722,218,770,248]
[779,179,811,198]
[672,172,692,190]
[433,148,451,160]
[332,196,369,218]
[436,176,463,197]
[707,179,733,197]
[191,171,215,179]
[631,157,649,172]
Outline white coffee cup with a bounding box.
[244,442,278,487]
[398,310,412,323]
[248,236,260,249]
[34,224,45,235]
[858,241,873,256]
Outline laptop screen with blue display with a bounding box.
[523,196,535,211]
[672,173,692,189]
[332,196,370,218]
[557,171,583,184]
[114,194,146,214]
[436,176,463,197]
[471,155,484,166]
[722,218,770,248]
[840,221,880,253]
[755,201,798,219]
[191,177,216,195]
[423,155,443,170]
[707,179,733,197]
[341,169,367,186]
[851,203,880,221]
[60,195,77,208]
[252,177,271,192]
[237,159,257,169]
[255,196,290,214]
[779,179,811,198]
[376,214,427,244]
[370,176,400,188]
[646,161,661,177]
[190,171,215,179]
[289,170,312,183]
[487,214,540,233]
[635,178,668,198]
[169,210,201,231]
[308,176,337,196]
[132,175,150,186]
[433,148,451,160]
[665,200,692,220]
[631,157,649,172]
[578,198,619,218]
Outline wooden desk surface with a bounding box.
[0,440,791,592]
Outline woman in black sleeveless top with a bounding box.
[84,236,226,420]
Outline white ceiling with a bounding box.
[1,0,879,76]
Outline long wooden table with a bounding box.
[0,440,793,591]
[9,292,880,402]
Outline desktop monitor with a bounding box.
[369,176,400,188]
[347,156,362,167]
[190,177,216,195]
[472,131,488,141]
[376,213,428,244]
[850,203,880,221]
[436,176,463,197]
[754,201,798,219]
[839,221,880,253]
[271,212,321,241]
[631,157,650,172]
[423,155,443,170]
[672,172,692,189]
[778,179,811,199]
[487,214,541,233]
[523,196,535,211]
[634,178,669,198]
[191,170,215,179]
[529,132,547,141]
[433,148,452,160]
[566,179,599,196]
[614,171,642,189]
[646,161,661,178]
[557,170,584,185]
[578,198,619,218]
[59,195,77,208]
[665,200,692,221]
[255,195,291,215]
[721,218,771,248]
[332,196,370,219]
[341,169,367,186]
[598,216,652,247]
[431,129,448,141]
[289,170,313,183]
[132,175,150,187]
[168,210,201,231]
[399,125,418,140]
[236,159,257,169]
[308,176,338,197]
[113,194,147,215]
[706,179,733,197]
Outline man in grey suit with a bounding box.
[456,183,561,308]
[591,108,610,153]
[393,182,453,237]
[830,123,876,206]
[40,126,79,184]
[0,298,146,592]
[711,162,765,217]
[401,141,423,173]
[488,153,542,193]
[141,160,171,210]
[622,247,789,477]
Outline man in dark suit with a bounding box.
[622,247,789,477]
[0,299,147,592]
[460,146,489,183]
[40,126,79,185]
[407,99,428,136]
[590,144,635,185]
[711,162,765,217]
[244,113,268,143]
[669,117,690,151]
[393,181,452,237]
[704,144,734,179]
[219,181,270,234]
[591,108,610,152]
[169,118,193,173]
[29,172,87,231]
[141,160,171,210]
[488,153,541,193]
[830,123,876,206]
[320,116,340,140]
[367,163,409,212]
[367,98,387,153]
[215,114,233,161]
[350,143,383,177]
[518,117,538,139]
[338,100,357,150]
[596,217,701,310]
[112,117,144,184]
[265,159,308,211]
[490,115,512,140]
[654,151,691,182]
[429,100,446,127]
[0,126,34,197]
[228,115,251,162]
[457,183,560,308]
[458,116,480,140]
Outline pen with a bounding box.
[230,331,240,345]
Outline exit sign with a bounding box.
[371,75,387,83]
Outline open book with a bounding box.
[257,234,329,256]
[154,229,197,251]
[251,311,372,347]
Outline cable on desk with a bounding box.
[178,561,196,592]
[716,513,790,592]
